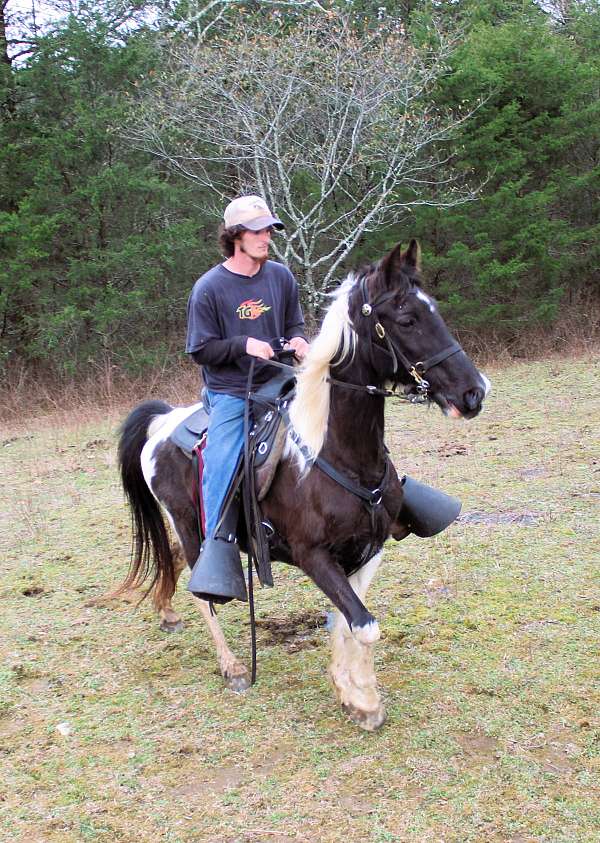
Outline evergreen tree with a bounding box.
[0,12,208,376]
[409,1,600,341]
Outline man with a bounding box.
[186,195,309,602]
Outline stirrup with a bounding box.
[400,475,461,537]
[187,537,248,604]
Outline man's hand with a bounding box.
[287,337,310,361]
[246,337,274,360]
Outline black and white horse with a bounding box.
[114,241,490,730]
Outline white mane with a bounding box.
[288,274,357,462]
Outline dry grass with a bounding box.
[1,356,599,842]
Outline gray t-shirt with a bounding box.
[186,260,305,397]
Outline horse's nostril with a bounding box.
[464,388,483,411]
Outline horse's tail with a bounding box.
[112,399,175,604]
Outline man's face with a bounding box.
[237,227,272,263]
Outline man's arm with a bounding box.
[191,336,274,366]
[190,336,247,366]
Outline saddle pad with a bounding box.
[170,405,210,457]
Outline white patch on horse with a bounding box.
[349,551,384,600]
[351,620,381,645]
[416,289,436,313]
[289,274,357,461]
[480,372,492,396]
[141,403,203,487]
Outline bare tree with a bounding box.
[162,0,329,41]
[130,15,478,306]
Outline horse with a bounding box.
[114,240,490,730]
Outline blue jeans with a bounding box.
[202,390,246,539]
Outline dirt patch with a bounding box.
[170,764,246,799]
[423,442,468,457]
[459,510,541,526]
[455,731,501,765]
[253,609,327,652]
[20,585,50,597]
[518,727,583,775]
[84,438,110,449]
[519,467,549,479]
[169,743,293,802]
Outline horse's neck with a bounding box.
[323,388,386,479]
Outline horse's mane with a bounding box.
[288,274,357,461]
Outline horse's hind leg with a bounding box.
[155,545,187,633]
[328,551,386,731]
[194,598,251,693]
[163,512,251,693]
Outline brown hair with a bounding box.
[218,224,246,258]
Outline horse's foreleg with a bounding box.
[328,551,386,731]
[300,548,386,730]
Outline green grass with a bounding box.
[1,358,599,842]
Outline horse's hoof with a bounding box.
[160,619,184,633]
[223,668,251,694]
[342,702,387,731]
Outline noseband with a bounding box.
[356,276,463,398]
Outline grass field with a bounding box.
[1,358,599,843]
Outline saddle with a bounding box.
[170,370,296,510]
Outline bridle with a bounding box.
[339,275,463,400]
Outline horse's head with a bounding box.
[349,240,490,419]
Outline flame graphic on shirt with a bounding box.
[236,299,271,320]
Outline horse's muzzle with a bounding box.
[463,386,485,416]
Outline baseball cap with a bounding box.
[223,195,285,231]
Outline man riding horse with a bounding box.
[185,195,309,603]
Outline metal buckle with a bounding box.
[409,365,428,385]
[375,322,386,339]
[370,491,383,506]
[261,520,275,539]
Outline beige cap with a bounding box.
[223,195,284,231]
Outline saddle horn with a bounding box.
[400,475,462,538]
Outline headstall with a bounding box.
[354,275,463,399]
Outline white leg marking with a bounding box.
[350,620,381,645]
[195,598,250,693]
[329,552,386,730]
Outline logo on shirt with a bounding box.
[236,299,271,320]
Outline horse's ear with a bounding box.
[380,243,405,286]
[380,240,421,288]
[402,239,421,270]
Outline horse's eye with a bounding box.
[396,315,416,328]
